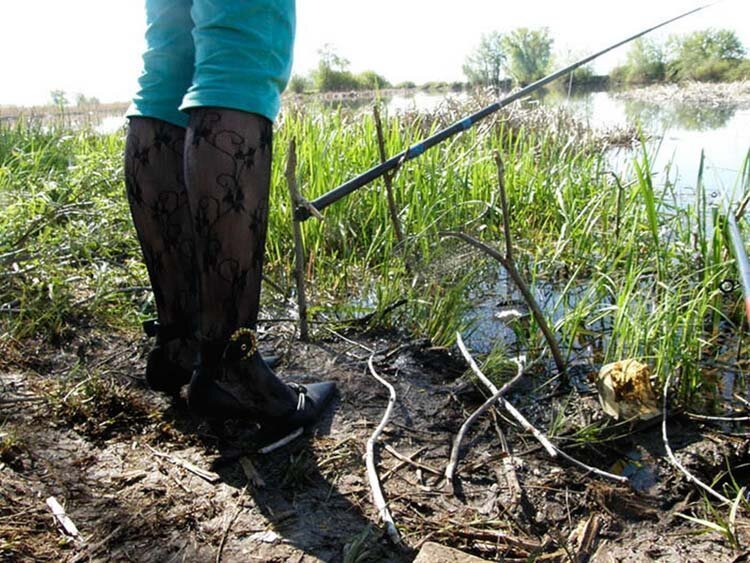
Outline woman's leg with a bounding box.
[125,0,197,393]
[182,1,334,431]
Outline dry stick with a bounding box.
[662,371,732,505]
[216,486,248,563]
[145,446,220,483]
[440,152,566,377]
[373,105,404,244]
[286,138,310,342]
[445,357,526,491]
[383,444,442,476]
[457,334,628,483]
[365,355,401,544]
[456,333,557,457]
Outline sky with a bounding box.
[2,0,749,107]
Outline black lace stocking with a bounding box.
[184,108,273,341]
[124,117,198,330]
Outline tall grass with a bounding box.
[0,99,745,404]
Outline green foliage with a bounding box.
[501,27,553,86]
[611,38,666,83]
[395,81,416,89]
[288,74,311,94]
[669,29,746,81]
[1,96,744,406]
[463,31,506,89]
[49,89,68,109]
[356,70,391,90]
[310,45,391,92]
[75,93,101,106]
[614,29,749,83]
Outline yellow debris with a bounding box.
[594,359,659,421]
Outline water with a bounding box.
[554,90,750,198]
[373,88,750,199]
[44,89,750,195]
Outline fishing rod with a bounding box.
[294,2,716,222]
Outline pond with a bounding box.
[84,87,750,202]
[378,88,750,201]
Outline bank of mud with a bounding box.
[2,325,749,562]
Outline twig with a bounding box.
[383,444,442,476]
[662,371,731,505]
[685,412,750,422]
[323,327,375,354]
[446,356,526,490]
[46,496,81,540]
[443,230,566,378]
[457,334,627,483]
[216,486,248,563]
[239,457,266,488]
[553,447,627,483]
[366,355,401,544]
[286,138,310,341]
[456,333,557,457]
[146,446,220,483]
[441,151,566,377]
[259,427,304,454]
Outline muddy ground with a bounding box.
[1,324,750,562]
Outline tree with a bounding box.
[311,44,360,91]
[501,28,553,86]
[75,93,101,106]
[613,38,666,83]
[50,89,68,109]
[462,32,506,90]
[668,29,746,81]
[356,71,390,90]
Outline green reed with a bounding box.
[0,98,745,404]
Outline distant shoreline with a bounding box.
[3,81,749,122]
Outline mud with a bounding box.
[1,326,749,562]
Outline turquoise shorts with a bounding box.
[127,0,295,127]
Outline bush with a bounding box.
[356,71,391,90]
[288,74,311,94]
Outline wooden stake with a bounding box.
[285,138,310,341]
[373,105,404,244]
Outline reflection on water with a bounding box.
[541,90,750,197]
[313,88,749,196]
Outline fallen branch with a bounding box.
[662,371,731,505]
[457,333,627,483]
[366,355,401,544]
[439,152,566,377]
[456,333,557,457]
[446,356,526,491]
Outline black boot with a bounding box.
[143,318,194,396]
[143,318,281,397]
[187,329,336,445]
[182,108,336,446]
